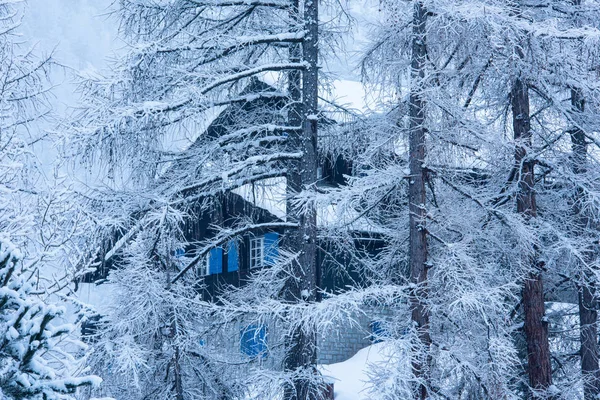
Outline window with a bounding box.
[174,248,185,259]
[249,236,264,269]
[174,248,186,268]
[370,321,387,343]
[240,324,268,359]
[249,233,279,269]
[203,254,209,276]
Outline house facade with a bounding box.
[177,190,390,365]
[79,79,395,369]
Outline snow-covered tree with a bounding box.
[0,238,99,399]
[327,0,600,398]
[0,0,51,246]
[58,0,600,398]
[66,0,342,398]
[0,1,100,398]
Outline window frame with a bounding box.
[249,236,265,269]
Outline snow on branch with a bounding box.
[198,62,308,95]
[187,0,291,8]
[0,238,101,398]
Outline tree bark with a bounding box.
[512,76,553,396]
[407,2,431,399]
[570,88,600,400]
[283,0,319,398]
[174,346,184,400]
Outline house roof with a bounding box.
[165,79,356,221]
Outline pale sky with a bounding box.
[23,0,115,66]
[22,0,117,111]
[18,0,379,183]
[20,0,377,112]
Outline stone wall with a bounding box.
[317,306,396,364]
[208,305,397,369]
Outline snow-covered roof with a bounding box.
[233,178,384,234]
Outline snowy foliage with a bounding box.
[0,2,100,399]
[48,0,600,399]
[64,0,324,396]
[0,0,51,245]
[0,238,100,399]
[318,0,600,397]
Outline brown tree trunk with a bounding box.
[283,0,319,398]
[580,283,599,400]
[165,255,184,400]
[408,2,431,399]
[570,88,600,400]
[174,346,184,400]
[512,76,553,396]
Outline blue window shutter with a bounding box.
[174,248,185,258]
[240,324,268,359]
[264,232,279,266]
[370,321,386,343]
[208,248,223,275]
[227,240,239,272]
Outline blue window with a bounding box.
[206,247,223,275]
[370,321,387,343]
[264,232,279,266]
[240,324,268,359]
[174,248,185,258]
[227,240,239,272]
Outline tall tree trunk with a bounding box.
[283,0,319,398]
[512,76,553,396]
[408,2,431,399]
[174,346,184,400]
[165,254,185,400]
[570,88,600,400]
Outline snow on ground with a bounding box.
[243,343,396,400]
[320,342,395,400]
